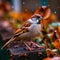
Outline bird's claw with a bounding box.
[24,42,34,51]
[24,41,44,51]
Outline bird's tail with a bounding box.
[1,37,16,49]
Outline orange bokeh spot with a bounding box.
[44,57,51,60]
[54,39,60,50]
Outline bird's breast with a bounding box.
[28,24,41,37]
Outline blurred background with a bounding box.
[0,0,60,42]
[0,0,60,19]
[1,0,59,19]
[0,0,60,60]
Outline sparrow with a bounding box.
[1,14,43,50]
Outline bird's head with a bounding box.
[28,14,43,24]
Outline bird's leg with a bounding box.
[31,41,40,48]
[24,42,34,51]
[31,41,43,48]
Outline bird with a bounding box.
[1,14,43,50]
